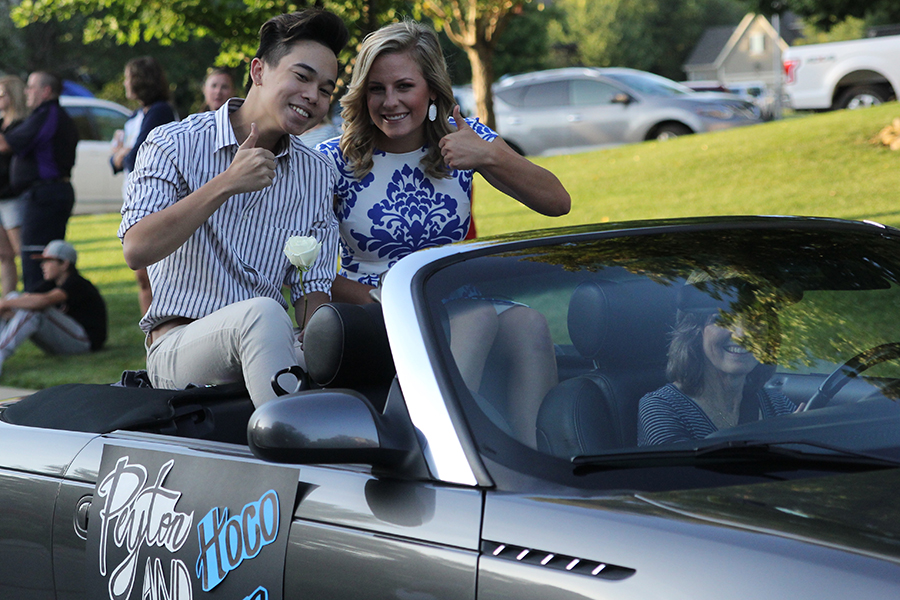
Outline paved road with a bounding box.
[0,386,34,401]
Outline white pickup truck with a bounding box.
[782,34,900,110]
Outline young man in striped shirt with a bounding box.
[118,9,349,406]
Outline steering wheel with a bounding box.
[803,342,900,411]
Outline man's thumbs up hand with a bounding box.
[229,122,276,193]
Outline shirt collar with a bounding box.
[213,98,290,157]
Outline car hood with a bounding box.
[689,91,746,102]
[632,468,900,560]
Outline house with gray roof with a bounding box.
[683,13,789,89]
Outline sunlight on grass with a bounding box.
[474,102,900,237]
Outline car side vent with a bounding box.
[482,541,635,581]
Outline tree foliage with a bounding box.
[11,0,406,70]
[419,0,532,128]
[747,0,900,31]
[547,0,747,81]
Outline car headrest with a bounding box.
[303,302,396,390]
[567,279,676,367]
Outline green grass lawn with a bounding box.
[3,103,899,390]
[473,102,900,236]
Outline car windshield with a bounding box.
[604,71,693,97]
[422,223,900,490]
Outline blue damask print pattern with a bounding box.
[318,116,496,287]
[349,163,469,261]
[316,139,375,221]
[462,118,499,143]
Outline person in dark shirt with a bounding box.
[0,71,79,291]
[0,239,107,378]
[110,56,178,315]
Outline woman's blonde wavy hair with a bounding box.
[339,20,457,180]
[0,76,27,126]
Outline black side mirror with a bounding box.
[247,385,428,478]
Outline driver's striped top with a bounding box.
[637,383,797,446]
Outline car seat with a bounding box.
[536,278,676,458]
[303,302,397,413]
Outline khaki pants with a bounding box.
[146,297,303,406]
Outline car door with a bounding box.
[0,423,95,600]
[52,430,482,600]
[495,80,572,155]
[567,78,632,147]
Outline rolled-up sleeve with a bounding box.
[118,129,183,240]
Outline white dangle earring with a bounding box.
[428,101,437,122]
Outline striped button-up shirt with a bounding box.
[118,99,339,334]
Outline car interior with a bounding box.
[425,245,900,470]
[536,278,675,457]
[2,233,899,476]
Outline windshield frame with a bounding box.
[414,218,900,493]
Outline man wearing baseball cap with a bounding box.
[0,239,106,376]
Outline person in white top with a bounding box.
[118,8,349,406]
[316,20,571,447]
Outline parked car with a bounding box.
[683,79,777,120]
[60,95,133,214]
[452,83,477,117]
[3,215,900,599]
[493,67,762,155]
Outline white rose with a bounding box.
[284,236,321,272]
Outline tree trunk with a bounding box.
[466,42,496,130]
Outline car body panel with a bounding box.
[285,520,478,598]
[60,96,133,214]
[483,488,900,599]
[492,68,761,156]
[3,216,900,599]
[0,425,96,599]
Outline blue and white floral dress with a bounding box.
[316,118,497,286]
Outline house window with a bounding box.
[749,32,766,56]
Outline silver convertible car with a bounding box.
[3,216,900,600]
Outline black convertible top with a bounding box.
[1,382,253,443]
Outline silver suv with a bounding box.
[493,67,762,156]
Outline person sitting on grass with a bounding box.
[0,240,107,377]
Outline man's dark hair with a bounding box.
[126,56,170,105]
[255,8,349,68]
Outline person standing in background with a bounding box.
[110,56,178,315]
[0,71,79,292]
[0,76,28,296]
[201,67,236,112]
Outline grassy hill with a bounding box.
[3,103,899,390]
[473,102,900,236]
